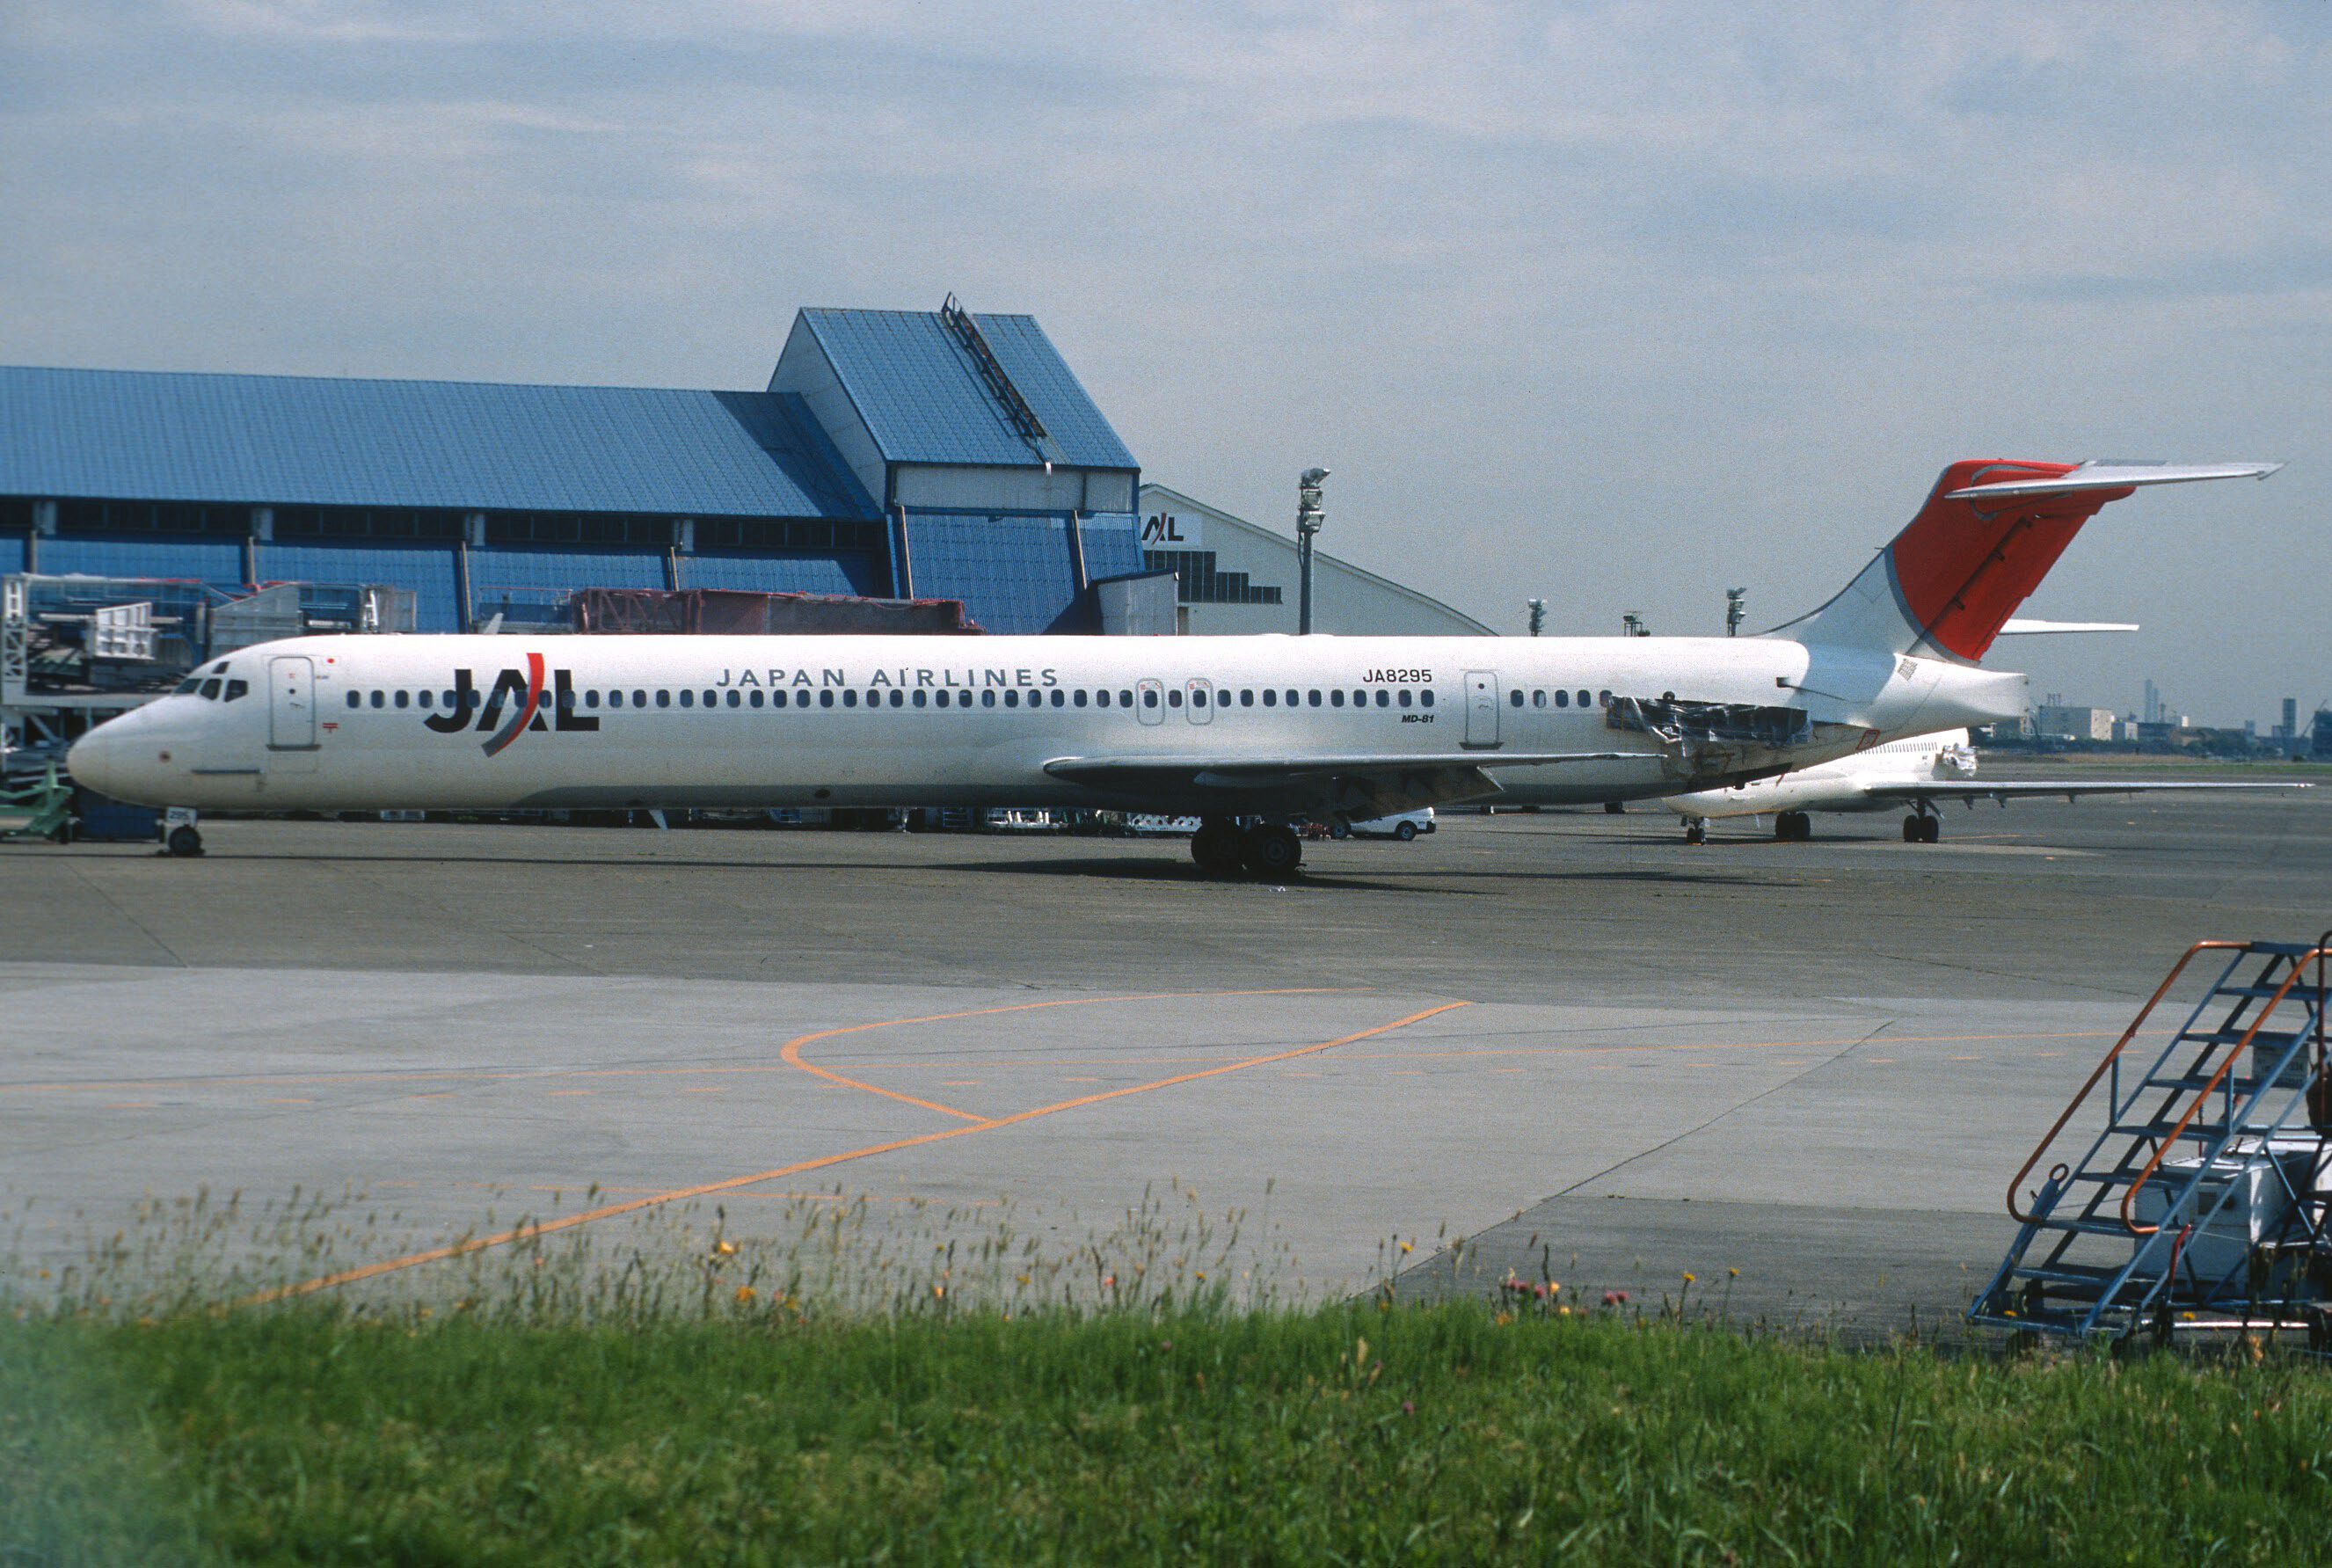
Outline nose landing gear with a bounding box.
[161,806,203,857]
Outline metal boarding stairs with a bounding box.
[1970,937,2332,1344]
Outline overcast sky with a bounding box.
[4,1,2325,725]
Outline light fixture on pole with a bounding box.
[1724,587,1745,638]
[1621,612,1646,638]
[1527,598,1547,637]
[1295,467,1329,635]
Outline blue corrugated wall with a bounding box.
[0,533,24,575]
[905,513,1083,634]
[1077,512,1146,580]
[259,542,463,633]
[466,547,668,625]
[678,551,885,596]
[40,535,245,585]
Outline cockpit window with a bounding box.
[174,677,202,695]
[198,678,223,699]
[210,661,230,676]
[223,679,249,703]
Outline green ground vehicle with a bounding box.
[0,763,74,843]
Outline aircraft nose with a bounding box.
[65,728,120,798]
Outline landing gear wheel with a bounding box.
[1683,820,1708,846]
[1240,822,1303,877]
[1603,800,1626,814]
[1774,811,1811,842]
[165,825,204,857]
[1190,819,1245,873]
[1393,820,1418,842]
[1902,813,1939,844]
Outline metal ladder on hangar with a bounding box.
[1970,936,2332,1343]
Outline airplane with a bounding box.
[1663,728,2311,844]
[67,458,2280,875]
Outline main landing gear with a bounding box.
[1772,811,1813,842]
[1901,811,1941,845]
[1682,817,1708,846]
[1190,817,1304,877]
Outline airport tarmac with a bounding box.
[4,780,2325,1334]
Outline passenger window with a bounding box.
[632,690,646,708]
[557,689,576,711]
[1120,689,1134,707]
[912,689,927,708]
[1375,690,1389,707]
[344,690,360,708]
[748,690,762,710]
[680,689,695,708]
[1509,689,1523,708]
[1421,690,1435,708]
[700,689,715,707]
[1330,689,1345,708]
[1532,689,1546,708]
[1263,689,1278,707]
[224,679,248,702]
[981,690,996,708]
[417,690,434,710]
[1578,689,1592,708]
[199,678,223,699]
[1167,689,1183,709]
[1073,689,1088,708]
[722,690,737,708]
[1596,689,1610,707]
[369,690,384,709]
[1003,690,1019,709]
[1397,689,1412,708]
[1142,689,1158,709]
[889,690,904,708]
[582,689,598,709]
[1051,689,1066,708]
[817,690,833,708]
[1307,690,1322,707]
[1353,690,1366,706]
[1241,689,1255,707]
[839,689,856,708]
[657,690,672,708]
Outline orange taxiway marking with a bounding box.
[250,997,1467,1303]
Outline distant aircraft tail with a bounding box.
[1771,460,2279,660]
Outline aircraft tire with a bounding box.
[1684,821,1707,846]
[1191,820,1245,872]
[1919,815,1941,844]
[1901,814,1923,844]
[166,825,203,857]
[1240,822,1303,877]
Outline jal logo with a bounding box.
[1140,513,1188,544]
[423,653,599,756]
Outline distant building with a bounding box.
[2316,711,2332,762]
[1135,484,1490,637]
[2033,704,2116,742]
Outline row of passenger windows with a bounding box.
[344,685,1447,713]
[1514,688,1608,710]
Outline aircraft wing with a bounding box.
[1863,779,2313,807]
[1943,461,2282,500]
[1043,750,1641,819]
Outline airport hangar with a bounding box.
[0,301,1486,755]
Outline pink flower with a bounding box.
[1401,1400,1415,1416]
[1601,1289,1629,1307]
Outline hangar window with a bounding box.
[679,689,695,708]
[1420,690,1436,709]
[1397,689,1412,708]
[370,691,385,709]
[224,679,248,702]
[345,691,361,709]
[656,690,671,708]
[1578,689,1592,707]
[1262,689,1277,707]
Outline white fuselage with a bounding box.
[68,633,2027,816]
[1664,731,1976,820]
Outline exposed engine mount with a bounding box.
[1605,696,1865,783]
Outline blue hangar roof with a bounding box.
[794,310,1138,470]
[0,367,879,520]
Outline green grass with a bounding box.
[11,1302,2332,1564]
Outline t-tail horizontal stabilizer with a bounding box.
[1774,459,2280,662]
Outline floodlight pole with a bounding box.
[1725,587,1745,638]
[1527,598,1547,637]
[1296,468,1329,635]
